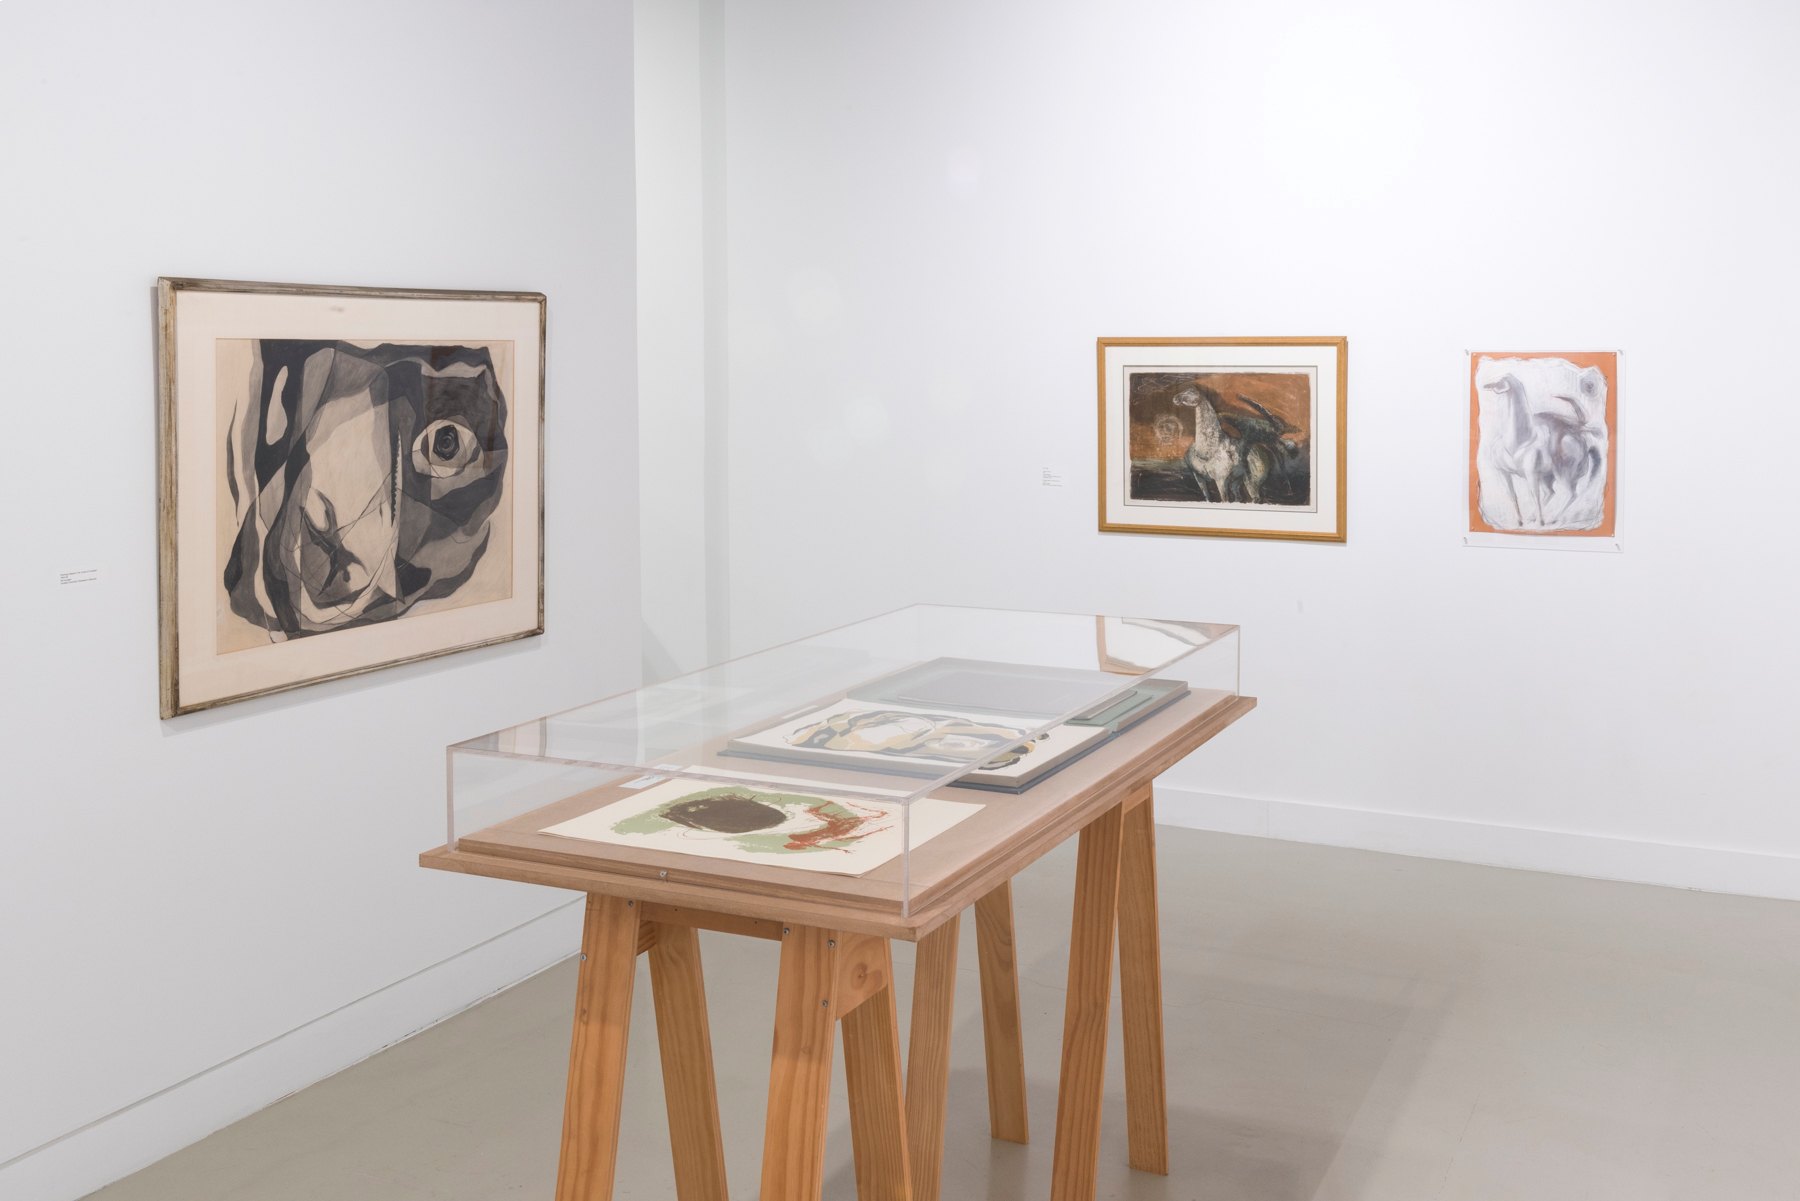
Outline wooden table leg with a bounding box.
[1119,789,1168,1174]
[1049,805,1125,1201]
[555,894,642,1201]
[761,925,840,1201]
[904,916,959,1201]
[843,938,913,1201]
[647,923,729,1201]
[761,925,912,1201]
[974,882,1030,1145]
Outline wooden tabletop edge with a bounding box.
[417,693,1261,938]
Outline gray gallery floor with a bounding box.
[89,828,1800,1200]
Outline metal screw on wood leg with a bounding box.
[626,900,635,907]
[659,869,668,880]
[820,999,829,1007]
[827,939,837,949]
[580,953,587,961]
[782,926,791,936]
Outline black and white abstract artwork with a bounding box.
[217,339,511,650]
[159,279,544,717]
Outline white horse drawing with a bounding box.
[1474,356,1609,531]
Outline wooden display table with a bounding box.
[424,689,1255,1200]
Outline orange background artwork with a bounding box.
[1467,350,1618,537]
[1127,371,1312,461]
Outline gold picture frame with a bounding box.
[1097,336,1348,542]
[157,277,547,717]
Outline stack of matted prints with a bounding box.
[725,659,1189,792]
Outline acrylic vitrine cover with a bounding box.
[446,605,1241,916]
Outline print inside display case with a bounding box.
[447,604,1241,916]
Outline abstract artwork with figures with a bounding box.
[1469,351,1618,537]
[216,339,512,651]
[158,279,544,716]
[539,779,979,876]
[726,697,1110,786]
[787,706,1043,768]
[1126,371,1316,510]
[1097,337,1347,542]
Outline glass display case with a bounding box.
[446,604,1240,917]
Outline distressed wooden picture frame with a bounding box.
[157,277,546,717]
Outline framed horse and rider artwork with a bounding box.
[1466,351,1620,549]
[156,278,546,717]
[1097,336,1349,542]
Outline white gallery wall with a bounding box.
[0,3,638,1199]
[636,0,730,680]
[692,0,1800,892]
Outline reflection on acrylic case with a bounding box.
[848,658,1132,719]
[539,778,977,876]
[848,658,1189,732]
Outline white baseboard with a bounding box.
[1155,786,1800,902]
[0,900,584,1201]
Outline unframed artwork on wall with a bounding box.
[157,278,546,717]
[1467,350,1619,548]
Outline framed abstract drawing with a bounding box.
[1466,350,1620,549]
[156,277,545,717]
[1097,336,1347,542]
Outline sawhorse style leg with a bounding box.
[900,914,957,1195]
[905,915,960,1201]
[975,881,1031,1145]
[1049,783,1168,1201]
[647,923,730,1201]
[555,895,643,1201]
[554,899,735,1201]
[551,900,910,1201]
[761,925,913,1201]
[1119,794,1168,1173]
[907,880,1030,1201]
